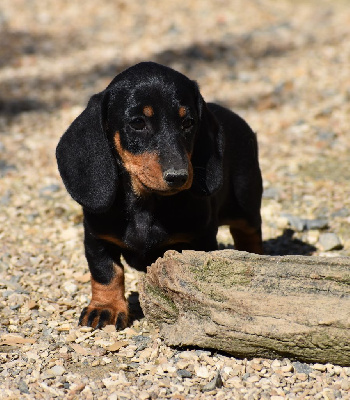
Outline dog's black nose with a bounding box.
[163,168,188,188]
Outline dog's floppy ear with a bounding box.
[191,84,224,196]
[56,91,117,213]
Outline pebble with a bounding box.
[318,233,343,251]
[202,371,223,392]
[295,373,308,381]
[313,363,327,372]
[18,379,30,394]
[271,360,282,370]
[50,365,66,376]
[281,214,328,231]
[293,361,313,375]
[195,365,210,378]
[62,281,78,294]
[177,369,192,379]
[341,379,350,391]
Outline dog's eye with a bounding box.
[129,118,146,131]
[182,118,195,131]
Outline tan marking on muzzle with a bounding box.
[114,132,194,196]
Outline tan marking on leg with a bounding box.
[97,234,128,249]
[229,219,263,255]
[81,263,128,329]
[143,105,154,117]
[179,106,187,118]
[114,132,164,195]
[162,232,195,247]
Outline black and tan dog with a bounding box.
[56,62,263,330]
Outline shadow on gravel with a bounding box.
[155,28,295,75]
[0,22,298,114]
[264,229,317,256]
[0,97,47,116]
[128,291,144,325]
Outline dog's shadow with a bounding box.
[262,228,316,256]
[220,228,316,256]
[127,291,144,325]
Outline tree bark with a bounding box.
[139,250,350,366]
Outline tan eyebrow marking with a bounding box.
[143,106,154,117]
[179,106,187,117]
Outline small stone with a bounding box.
[177,369,192,379]
[102,378,119,389]
[18,379,30,394]
[318,233,343,251]
[222,366,233,376]
[202,371,223,392]
[231,376,245,389]
[251,362,263,372]
[102,325,117,333]
[305,219,328,230]
[293,361,313,375]
[57,323,71,332]
[270,374,280,386]
[105,340,128,352]
[333,365,343,375]
[271,360,281,370]
[139,391,151,400]
[246,374,260,383]
[63,281,78,294]
[50,365,66,376]
[79,327,93,333]
[178,351,197,360]
[138,347,153,361]
[307,231,319,245]
[275,215,289,229]
[66,332,77,342]
[281,364,293,373]
[296,373,308,381]
[27,300,38,310]
[124,348,136,358]
[313,363,327,372]
[195,365,209,378]
[263,187,281,200]
[283,214,305,231]
[341,379,350,391]
[322,389,336,400]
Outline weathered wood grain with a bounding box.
[139,250,350,365]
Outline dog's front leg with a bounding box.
[79,226,128,330]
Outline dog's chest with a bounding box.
[124,208,165,251]
[121,195,209,252]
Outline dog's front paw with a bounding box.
[78,301,128,330]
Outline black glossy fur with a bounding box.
[56,62,263,329]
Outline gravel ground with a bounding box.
[1,0,350,398]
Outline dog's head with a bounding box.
[56,62,224,213]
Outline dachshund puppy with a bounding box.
[56,62,263,330]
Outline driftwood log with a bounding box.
[139,250,350,366]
